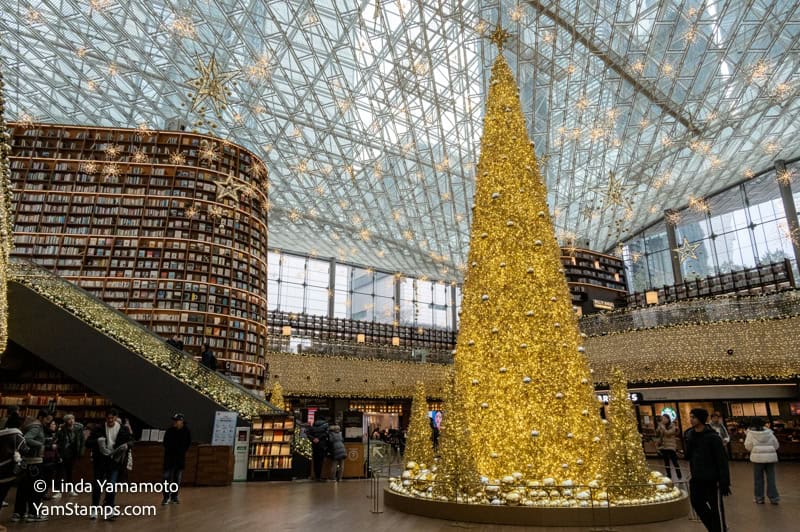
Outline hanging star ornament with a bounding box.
[673,237,701,264]
[185,54,238,121]
[215,171,247,203]
[596,171,635,212]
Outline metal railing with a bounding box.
[9,257,279,420]
[267,335,454,364]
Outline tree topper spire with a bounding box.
[488,22,511,51]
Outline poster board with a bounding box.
[211,411,238,446]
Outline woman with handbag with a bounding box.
[656,414,683,480]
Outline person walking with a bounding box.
[709,412,731,446]
[655,413,682,480]
[684,408,730,532]
[327,425,347,482]
[86,409,133,520]
[162,413,191,505]
[744,416,780,504]
[56,414,85,496]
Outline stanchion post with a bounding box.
[370,470,383,514]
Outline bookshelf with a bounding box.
[247,415,294,481]
[0,346,112,424]
[560,249,628,315]
[8,123,269,389]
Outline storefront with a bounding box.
[622,383,800,460]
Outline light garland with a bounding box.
[9,260,274,420]
[585,316,800,385]
[266,351,448,399]
[0,69,13,355]
[404,382,434,468]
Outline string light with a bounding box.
[0,70,13,354]
[10,260,271,419]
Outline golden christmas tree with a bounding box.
[451,33,605,484]
[433,371,479,500]
[269,380,285,411]
[0,69,13,355]
[405,381,434,468]
[604,368,658,499]
[391,28,681,509]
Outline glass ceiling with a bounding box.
[3,0,800,281]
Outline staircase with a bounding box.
[7,258,281,441]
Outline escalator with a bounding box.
[6,258,281,441]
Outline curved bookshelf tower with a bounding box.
[8,123,269,390]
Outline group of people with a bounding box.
[369,427,406,458]
[307,419,347,482]
[655,408,781,532]
[0,408,88,522]
[0,407,192,522]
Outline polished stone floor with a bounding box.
[0,460,796,531]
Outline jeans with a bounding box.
[753,462,779,502]
[660,449,682,479]
[330,458,344,481]
[91,465,120,508]
[162,467,184,501]
[690,479,723,532]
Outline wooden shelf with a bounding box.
[248,415,294,478]
[560,249,628,314]
[9,123,270,390]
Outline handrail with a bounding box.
[9,257,280,419]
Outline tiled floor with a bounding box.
[1,460,796,531]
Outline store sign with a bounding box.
[593,299,615,310]
[596,392,642,404]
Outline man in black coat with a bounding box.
[684,408,730,532]
[307,418,329,481]
[162,413,191,505]
[86,409,134,520]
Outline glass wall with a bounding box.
[623,160,800,291]
[268,251,457,330]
